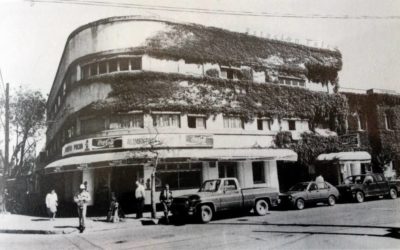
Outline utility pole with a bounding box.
[4,83,9,177]
[1,83,9,213]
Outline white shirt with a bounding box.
[135,184,145,199]
[45,193,58,208]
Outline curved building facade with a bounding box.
[42,16,343,210]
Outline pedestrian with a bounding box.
[315,174,325,189]
[73,184,91,233]
[45,189,58,220]
[135,180,145,219]
[107,192,122,223]
[159,184,173,224]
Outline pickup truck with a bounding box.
[170,178,280,223]
[336,173,400,203]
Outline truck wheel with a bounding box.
[295,198,305,210]
[327,195,336,206]
[199,205,213,223]
[389,188,398,199]
[255,199,269,216]
[355,191,364,203]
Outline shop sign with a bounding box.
[62,139,90,156]
[340,133,360,147]
[63,134,214,156]
[92,137,122,150]
[185,135,213,147]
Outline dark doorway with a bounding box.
[111,166,143,213]
[277,161,309,192]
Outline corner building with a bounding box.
[41,16,343,211]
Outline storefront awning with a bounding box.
[44,148,297,173]
[316,151,371,162]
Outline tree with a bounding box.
[8,87,46,177]
[128,128,163,219]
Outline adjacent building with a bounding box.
[343,88,400,179]
[38,16,344,211]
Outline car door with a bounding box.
[307,183,320,202]
[318,182,330,200]
[374,174,390,196]
[219,179,242,210]
[363,175,380,197]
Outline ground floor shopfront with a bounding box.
[42,148,297,213]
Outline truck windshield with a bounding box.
[289,183,309,191]
[199,180,221,192]
[344,175,369,184]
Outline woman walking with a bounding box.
[45,189,58,220]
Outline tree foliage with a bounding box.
[9,87,46,177]
[275,132,368,167]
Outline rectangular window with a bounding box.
[89,63,97,76]
[218,162,237,178]
[155,163,202,190]
[252,161,265,184]
[153,114,180,128]
[109,59,118,72]
[257,119,271,131]
[81,117,105,135]
[385,113,395,130]
[109,114,144,129]
[188,116,206,129]
[82,65,90,79]
[223,116,244,129]
[99,61,107,74]
[288,120,296,131]
[119,58,129,71]
[359,114,367,131]
[131,57,142,70]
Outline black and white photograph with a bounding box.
[0,0,399,249]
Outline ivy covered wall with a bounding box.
[77,72,348,131]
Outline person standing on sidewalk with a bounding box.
[135,180,145,219]
[159,184,173,224]
[73,184,91,233]
[45,189,58,220]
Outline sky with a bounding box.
[0,0,399,95]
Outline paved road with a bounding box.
[1,198,399,249]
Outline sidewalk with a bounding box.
[0,212,164,234]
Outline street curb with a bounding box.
[0,229,59,235]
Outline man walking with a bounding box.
[74,184,91,233]
[159,184,173,224]
[135,180,145,219]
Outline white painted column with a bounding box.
[241,161,254,188]
[265,160,280,192]
[82,169,95,206]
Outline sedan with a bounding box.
[280,181,340,210]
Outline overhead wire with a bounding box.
[30,0,400,20]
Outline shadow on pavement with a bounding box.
[53,225,77,229]
[209,221,400,240]
[253,228,400,240]
[31,218,51,222]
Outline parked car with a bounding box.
[336,173,400,203]
[279,181,340,210]
[171,178,280,223]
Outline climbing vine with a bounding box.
[77,71,348,130]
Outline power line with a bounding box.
[30,0,400,20]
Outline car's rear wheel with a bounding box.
[389,188,398,199]
[254,199,269,216]
[327,195,336,206]
[355,191,364,203]
[199,205,213,223]
[295,198,305,210]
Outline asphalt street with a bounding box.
[0,197,399,250]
